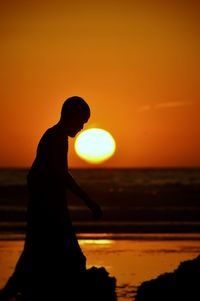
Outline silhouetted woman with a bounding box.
[1,96,102,301]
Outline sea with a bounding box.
[0,168,200,300]
[0,167,200,236]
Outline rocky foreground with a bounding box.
[0,266,117,301]
[135,254,200,301]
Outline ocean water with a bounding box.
[0,168,200,235]
[1,167,200,187]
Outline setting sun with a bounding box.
[74,128,116,164]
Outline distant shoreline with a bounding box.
[1,220,200,239]
[1,231,200,241]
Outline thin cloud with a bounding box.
[138,105,152,112]
[155,101,192,109]
[138,101,193,112]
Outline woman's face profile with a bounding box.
[67,116,89,137]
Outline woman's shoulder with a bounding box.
[43,124,66,138]
[40,126,59,142]
[39,125,68,149]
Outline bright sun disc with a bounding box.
[75,128,116,164]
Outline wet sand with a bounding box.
[0,233,200,301]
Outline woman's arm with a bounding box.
[66,172,103,219]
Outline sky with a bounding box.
[0,0,200,168]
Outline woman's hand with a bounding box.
[87,200,103,220]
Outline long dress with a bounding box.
[1,125,86,300]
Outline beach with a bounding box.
[0,233,200,300]
[0,168,200,300]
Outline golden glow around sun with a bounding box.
[75,128,116,164]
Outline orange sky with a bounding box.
[0,0,200,168]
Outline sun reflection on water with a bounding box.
[79,239,113,245]
[78,233,114,246]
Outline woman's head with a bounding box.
[60,96,91,137]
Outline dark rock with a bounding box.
[0,266,117,301]
[83,266,117,301]
[135,255,200,301]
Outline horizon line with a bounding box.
[0,166,200,170]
